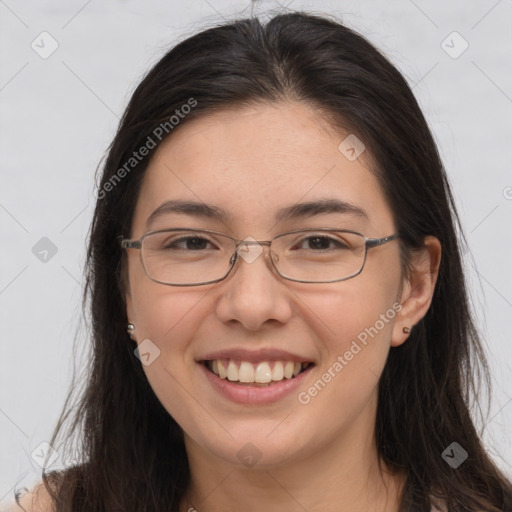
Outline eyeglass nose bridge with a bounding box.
[229,238,278,271]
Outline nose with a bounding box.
[214,242,292,331]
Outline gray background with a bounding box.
[1,0,511,502]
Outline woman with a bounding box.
[13,10,512,512]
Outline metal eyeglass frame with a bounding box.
[120,227,400,286]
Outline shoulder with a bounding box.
[2,483,55,512]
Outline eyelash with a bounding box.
[162,234,350,251]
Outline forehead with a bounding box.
[131,101,394,236]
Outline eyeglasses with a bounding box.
[120,228,399,286]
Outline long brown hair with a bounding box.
[26,11,512,512]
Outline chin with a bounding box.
[186,421,316,469]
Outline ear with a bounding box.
[125,289,138,342]
[391,236,441,347]
[122,258,136,341]
[126,288,134,321]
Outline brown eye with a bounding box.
[293,235,350,251]
[164,236,214,251]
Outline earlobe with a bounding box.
[391,236,441,347]
[123,259,138,342]
[125,288,136,341]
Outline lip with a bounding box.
[198,348,314,364]
[199,360,315,405]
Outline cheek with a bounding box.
[305,269,400,353]
[294,273,400,411]
[127,256,218,422]
[128,252,206,346]
[132,285,209,361]
[130,287,213,429]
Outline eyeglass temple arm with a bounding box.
[120,239,141,249]
[365,234,399,249]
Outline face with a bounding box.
[124,101,410,469]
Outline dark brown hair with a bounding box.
[25,10,512,512]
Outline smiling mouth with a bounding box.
[203,359,314,387]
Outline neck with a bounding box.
[179,400,405,512]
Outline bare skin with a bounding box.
[124,101,441,512]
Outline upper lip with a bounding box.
[198,348,315,364]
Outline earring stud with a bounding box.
[127,323,135,336]
[402,326,411,334]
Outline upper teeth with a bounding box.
[208,359,308,383]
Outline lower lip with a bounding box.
[199,362,314,405]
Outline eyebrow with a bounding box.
[145,198,368,229]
